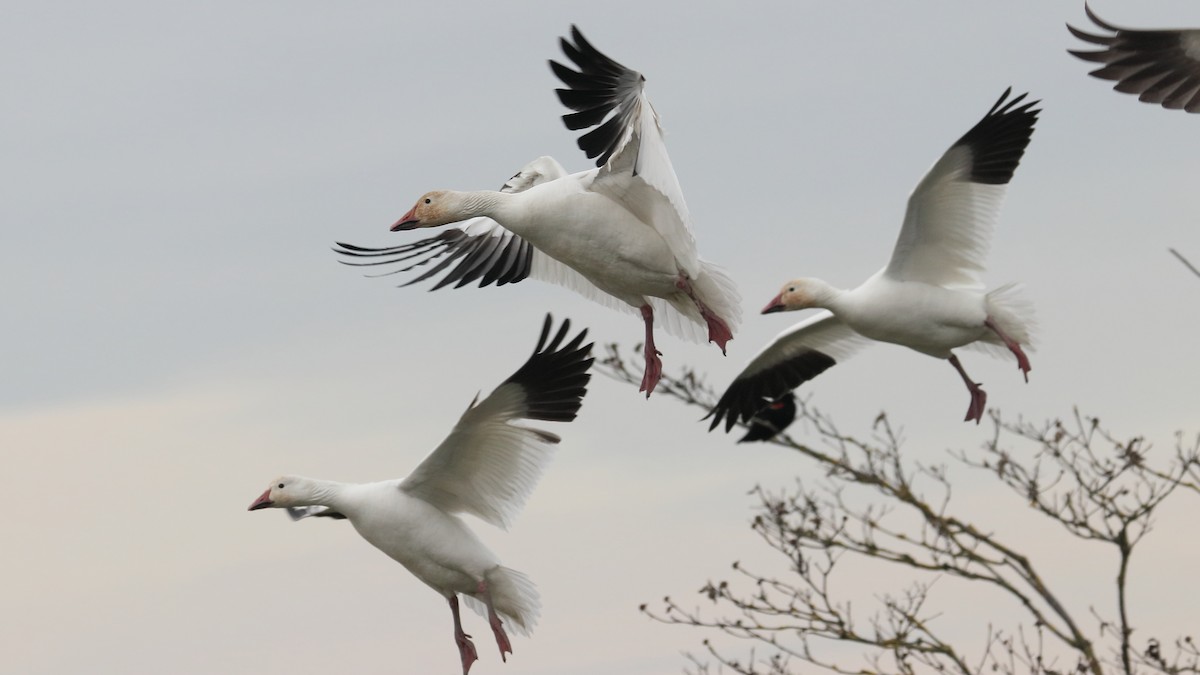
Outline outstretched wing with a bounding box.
[399,315,593,529]
[707,313,869,433]
[1068,4,1200,113]
[884,89,1039,289]
[550,25,700,277]
[335,217,535,290]
[333,156,567,290]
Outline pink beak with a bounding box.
[248,488,274,511]
[390,205,420,231]
[762,293,786,314]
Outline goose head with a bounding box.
[762,279,832,314]
[391,191,462,231]
[248,475,315,511]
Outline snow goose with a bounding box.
[248,315,593,675]
[334,26,740,397]
[1068,3,1200,113]
[707,89,1039,429]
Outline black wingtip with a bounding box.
[333,231,533,290]
[569,24,588,49]
[550,24,643,169]
[706,352,836,436]
[1083,2,1120,33]
[952,88,1041,186]
[1065,5,1200,114]
[506,314,595,423]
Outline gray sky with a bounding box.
[3,1,1198,673]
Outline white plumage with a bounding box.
[248,315,593,675]
[335,26,741,397]
[709,89,1040,430]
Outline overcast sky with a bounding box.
[3,1,1198,674]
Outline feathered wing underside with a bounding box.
[707,313,870,433]
[530,253,737,344]
[889,165,1006,290]
[550,25,700,277]
[528,252,697,339]
[334,218,534,290]
[1068,4,1200,113]
[335,218,722,345]
[332,157,568,290]
[886,89,1040,289]
[399,316,593,529]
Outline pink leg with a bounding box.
[984,316,1031,383]
[476,580,512,662]
[639,304,663,397]
[449,596,478,675]
[675,277,733,354]
[949,353,987,425]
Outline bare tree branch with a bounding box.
[597,343,1199,675]
[1169,248,1200,281]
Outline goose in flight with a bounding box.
[335,26,740,397]
[248,315,593,674]
[707,89,1039,430]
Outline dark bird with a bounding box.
[738,393,797,443]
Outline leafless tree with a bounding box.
[597,344,1200,675]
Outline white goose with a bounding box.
[708,89,1039,429]
[335,26,740,397]
[1068,3,1200,113]
[248,315,593,675]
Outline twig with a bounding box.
[1169,248,1200,280]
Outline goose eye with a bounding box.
[787,286,795,293]
[277,483,285,489]
[424,198,431,204]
